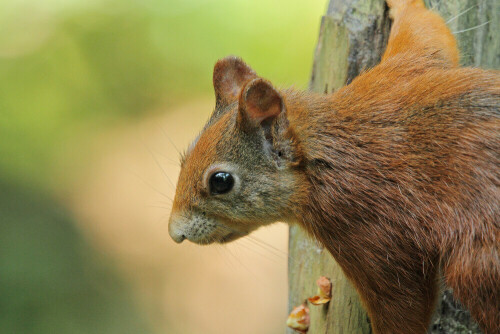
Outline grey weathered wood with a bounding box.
[288,1,390,333]
[288,0,498,333]
[427,0,499,69]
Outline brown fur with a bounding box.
[169,1,500,333]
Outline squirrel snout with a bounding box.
[168,214,186,243]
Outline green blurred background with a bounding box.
[0,0,325,333]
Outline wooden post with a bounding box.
[287,0,498,333]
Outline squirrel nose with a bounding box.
[170,230,186,243]
[168,214,186,243]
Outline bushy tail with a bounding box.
[386,0,424,10]
[382,0,459,67]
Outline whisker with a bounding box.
[453,21,489,34]
[161,128,181,156]
[146,205,173,210]
[152,149,181,167]
[145,145,176,190]
[153,200,174,206]
[243,237,292,264]
[245,236,286,258]
[205,223,295,265]
[246,234,300,265]
[247,235,288,256]
[235,239,285,265]
[212,224,295,263]
[446,4,477,24]
[214,245,237,271]
[155,212,171,227]
[224,244,262,280]
[127,168,173,202]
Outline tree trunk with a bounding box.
[287,0,498,333]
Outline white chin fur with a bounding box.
[169,213,242,245]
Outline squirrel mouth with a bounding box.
[192,232,240,245]
[219,231,246,243]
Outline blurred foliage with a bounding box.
[0,0,325,332]
[0,179,153,334]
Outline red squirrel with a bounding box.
[168,0,500,333]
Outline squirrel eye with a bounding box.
[209,172,234,194]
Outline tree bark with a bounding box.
[287,0,498,333]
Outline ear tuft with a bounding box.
[239,78,282,124]
[213,56,257,106]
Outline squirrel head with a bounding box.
[169,56,305,244]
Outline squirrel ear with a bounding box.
[238,78,283,126]
[213,56,257,106]
[239,79,295,164]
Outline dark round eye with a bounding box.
[209,172,234,194]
